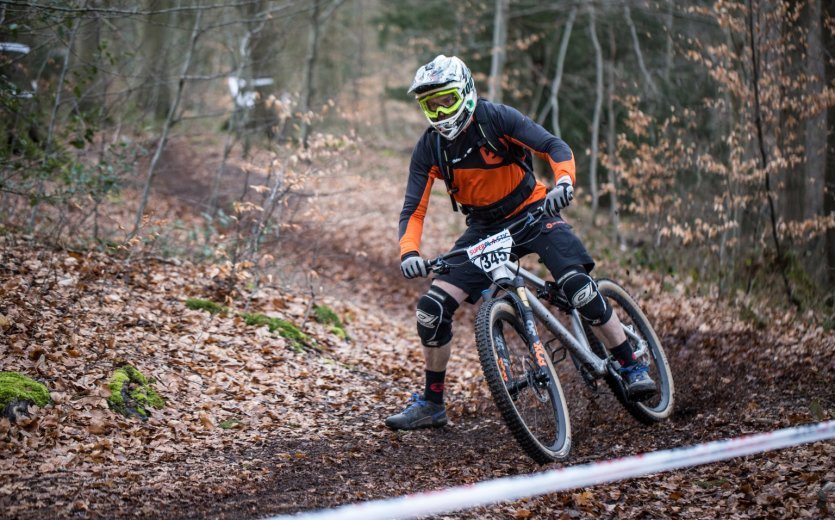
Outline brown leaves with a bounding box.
[198,412,215,429]
[1,137,833,520]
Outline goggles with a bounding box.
[417,87,463,120]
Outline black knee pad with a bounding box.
[557,268,612,326]
[416,286,460,347]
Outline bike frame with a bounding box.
[488,262,647,379]
[430,207,648,382]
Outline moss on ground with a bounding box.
[0,372,50,413]
[185,298,228,315]
[186,298,313,351]
[313,304,349,340]
[219,419,240,429]
[241,312,310,351]
[106,365,165,419]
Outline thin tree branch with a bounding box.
[28,13,82,232]
[488,0,508,103]
[588,4,603,217]
[538,6,576,135]
[623,1,659,96]
[0,0,302,17]
[746,0,798,307]
[132,8,203,236]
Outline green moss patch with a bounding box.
[313,304,349,340]
[241,312,310,351]
[185,298,228,315]
[186,298,313,351]
[106,365,165,420]
[0,372,50,419]
[219,419,241,430]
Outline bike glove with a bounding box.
[400,254,429,279]
[543,181,574,217]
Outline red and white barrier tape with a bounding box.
[267,420,835,520]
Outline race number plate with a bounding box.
[467,230,513,272]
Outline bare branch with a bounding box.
[588,3,603,217]
[538,6,576,135]
[28,13,82,232]
[623,1,659,96]
[132,8,204,236]
[488,0,508,103]
[0,0,303,17]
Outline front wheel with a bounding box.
[474,296,571,464]
[591,279,675,423]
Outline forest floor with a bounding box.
[1,133,833,519]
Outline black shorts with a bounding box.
[435,207,595,304]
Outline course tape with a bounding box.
[267,420,835,520]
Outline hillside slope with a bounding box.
[1,137,832,519]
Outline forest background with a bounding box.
[1,0,833,311]
[0,0,834,517]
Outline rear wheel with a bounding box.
[475,296,571,464]
[588,280,675,423]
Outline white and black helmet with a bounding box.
[408,55,477,140]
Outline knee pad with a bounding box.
[416,286,459,347]
[557,268,612,326]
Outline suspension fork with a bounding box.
[508,275,550,370]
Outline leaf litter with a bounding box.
[0,136,832,518]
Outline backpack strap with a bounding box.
[472,101,534,175]
[433,131,460,213]
[431,102,537,220]
[461,102,537,223]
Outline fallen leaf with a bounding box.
[199,412,215,429]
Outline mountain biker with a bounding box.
[386,54,656,430]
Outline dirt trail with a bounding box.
[2,136,832,519]
[179,140,834,518]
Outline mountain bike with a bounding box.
[426,207,675,464]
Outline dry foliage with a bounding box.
[0,135,833,518]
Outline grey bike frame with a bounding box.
[489,262,611,376]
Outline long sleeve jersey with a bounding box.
[398,100,576,259]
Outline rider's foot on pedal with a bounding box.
[618,364,657,400]
[385,393,448,430]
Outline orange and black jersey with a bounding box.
[399,100,576,259]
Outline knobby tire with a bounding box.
[588,279,675,424]
[475,296,572,464]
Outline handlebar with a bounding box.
[425,205,546,274]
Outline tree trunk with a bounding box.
[300,0,322,148]
[804,0,825,220]
[800,0,828,287]
[74,3,102,116]
[141,0,174,121]
[539,6,576,136]
[664,0,674,84]
[247,0,278,141]
[588,5,603,217]
[606,25,623,248]
[350,0,366,131]
[747,0,796,306]
[824,0,835,288]
[488,0,508,103]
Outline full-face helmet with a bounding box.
[407,55,477,140]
